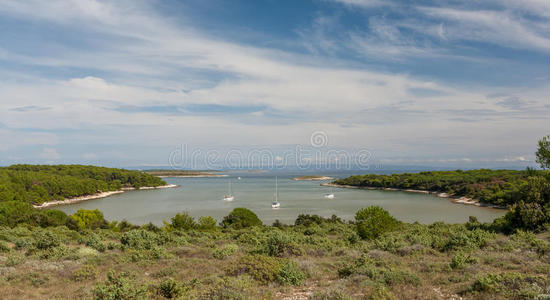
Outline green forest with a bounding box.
[0,165,165,205]
[334,169,549,207]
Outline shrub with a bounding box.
[0,240,11,252]
[206,276,251,299]
[37,210,70,227]
[73,265,98,281]
[264,230,296,257]
[504,201,549,232]
[84,234,106,252]
[277,260,305,285]
[71,209,108,230]
[230,255,281,284]
[198,216,217,231]
[170,212,196,231]
[0,201,35,227]
[34,231,60,250]
[157,278,182,299]
[471,273,501,292]
[295,214,324,227]
[120,229,158,250]
[450,252,478,270]
[213,244,239,260]
[440,228,494,252]
[221,208,262,229]
[355,206,399,240]
[39,245,70,260]
[93,271,147,300]
[6,254,23,266]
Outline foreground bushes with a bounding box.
[221,208,262,229]
[230,255,306,285]
[355,206,399,240]
[0,205,548,299]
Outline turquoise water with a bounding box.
[56,171,506,225]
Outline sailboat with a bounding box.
[272,176,280,208]
[223,180,234,201]
[324,187,335,199]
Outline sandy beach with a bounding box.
[34,184,178,208]
[157,174,228,178]
[293,176,334,181]
[321,183,507,209]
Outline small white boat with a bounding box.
[237,177,242,180]
[272,176,280,209]
[324,187,335,199]
[223,180,234,201]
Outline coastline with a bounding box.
[157,174,228,178]
[321,183,507,210]
[292,176,334,181]
[33,184,178,209]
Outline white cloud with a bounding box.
[418,7,550,53]
[329,0,388,8]
[40,148,60,160]
[0,0,548,164]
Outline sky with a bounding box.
[0,0,549,169]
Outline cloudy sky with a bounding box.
[0,0,549,168]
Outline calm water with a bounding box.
[56,171,506,225]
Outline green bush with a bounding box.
[73,265,98,281]
[71,209,108,230]
[170,212,196,230]
[0,201,35,227]
[198,216,217,231]
[277,260,305,285]
[450,252,478,269]
[84,234,107,252]
[120,229,158,250]
[34,231,60,250]
[0,240,11,252]
[213,244,239,260]
[221,208,262,229]
[264,230,295,257]
[157,277,182,299]
[471,273,501,292]
[355,206,399,240]
[230,255,281,284]
[93,271,147,300]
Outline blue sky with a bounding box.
[0,0,549,168]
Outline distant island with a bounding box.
[144,170,227,178]
[292,175,334,181]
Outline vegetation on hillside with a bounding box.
[0,207,547,299]
[334,169,548,206]
[0,165,166,205]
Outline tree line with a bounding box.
[0,164,165,205]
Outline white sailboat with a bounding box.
[272,176,280,208]
[324,187,335,199]
[223,180,234,201]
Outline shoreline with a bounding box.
[33,184,178,209]
[292,176,334,181]
[156,174,228,178]
[321,183,507,210]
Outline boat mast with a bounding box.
[275,176,278,202]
